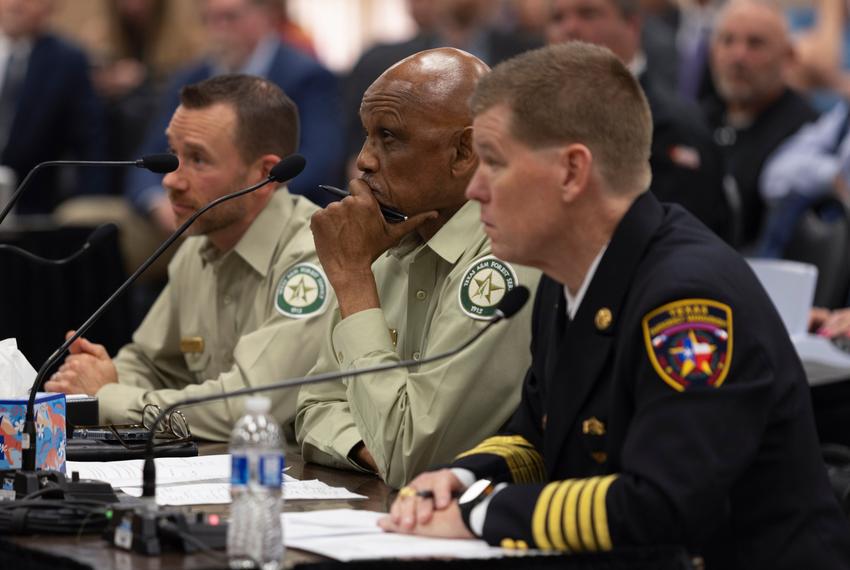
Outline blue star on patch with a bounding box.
[641,299,733,392]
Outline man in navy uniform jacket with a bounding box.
[381,42,850,569]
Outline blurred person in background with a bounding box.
[0,0,106,215]
[53,0,205,192]
[342,0,542,179]
[495,0,550,37]
[547,0,731,241]
[756,85,850,258]
[641,0,725,101]
[785,0,850,112]
[752,1,850,259]
[702,0,818,250]
[127,0,343,229]
[269,0,318,58]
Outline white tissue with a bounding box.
[0,338,37,399]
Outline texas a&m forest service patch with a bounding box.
[458,255,518,320]
[275,262,329,319]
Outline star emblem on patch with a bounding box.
[286,275,317,305]
[642,299,733,392]
[458,255,518,320]
[275,262,330,318]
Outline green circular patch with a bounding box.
[275,262,329,318]
[458,255,518,320]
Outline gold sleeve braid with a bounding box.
[454,435,546,483]
[531,474,618,552]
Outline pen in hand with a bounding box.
[318,184,408,223]
[414,490,463,500]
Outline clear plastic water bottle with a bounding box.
[227,396,284,570]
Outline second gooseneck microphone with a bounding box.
[0,153,180,227]
[20,154,305,471]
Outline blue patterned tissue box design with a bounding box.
[0,392,66,472]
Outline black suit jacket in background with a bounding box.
[1,33,107,215]
[640,73,731,242]
[702,88,818,247]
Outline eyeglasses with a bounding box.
[142,404,191,440]
[76,406,192,450]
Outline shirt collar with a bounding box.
[564,244,608,320]
[199,188,294,276]
[627,52,647,78]
[211,34,279,76]
[0,35,33,62]
[388,200,479,264]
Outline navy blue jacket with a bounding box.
[2,34,107,214]
[126,39,343,212]
[454,192,850,568]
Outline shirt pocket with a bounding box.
[183,351,211,382]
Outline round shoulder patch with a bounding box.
[275,262,330,319]
[458,255,519,320]
[641,298,733,392]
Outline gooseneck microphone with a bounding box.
[19,153,306,471]
[0,153,180,226]
[140,285,531,500]
[0,223,118,266]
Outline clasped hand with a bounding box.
[378,469,473,539]
[43,330,118,396]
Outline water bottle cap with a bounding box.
[244,396,271,414]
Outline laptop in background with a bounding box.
[748,258,850,385]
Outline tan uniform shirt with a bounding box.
[97,190,334,440]
[296,200,540,488]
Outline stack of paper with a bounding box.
[67,454,232,487]
[66,455,366,506]
[283,509,507,561]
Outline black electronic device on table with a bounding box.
[73,426,151,442]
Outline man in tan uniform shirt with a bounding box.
[297,48,539,488]
[45,75,333,440]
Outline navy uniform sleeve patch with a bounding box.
[458,255,519,320]
[275,262,330,319]
[641,298,733,392]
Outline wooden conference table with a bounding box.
[6,441,393,569]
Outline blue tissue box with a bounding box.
[0,392,66,472]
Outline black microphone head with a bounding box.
[496,285,530,319]
[138,153,179,173]
[269,154,306,183]
[85,222,118,246]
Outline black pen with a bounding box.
[318,184,408,223]
[416,490,463,500]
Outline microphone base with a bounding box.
[107,506,227,556]
[0,469,119,502]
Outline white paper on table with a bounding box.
[282,510,504,561]
[66,454,232,488]
[120,477,366,506]
[121,482,233,505]
[283,509,385,540]
[284,479,366,501]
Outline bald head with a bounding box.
[715,0,788,37]
[711,0,791,114]
[355,48,490,238]
[363,47,490,128]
